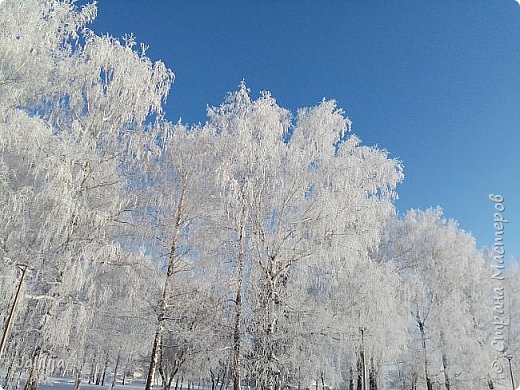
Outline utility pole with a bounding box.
[0,264,27,360]
[506,355,515,390]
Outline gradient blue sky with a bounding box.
[88,0,520,260]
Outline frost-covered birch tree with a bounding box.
[0,1,172,389]
[378,208,498,389]
[134,123,219,390]
[205,84,403,390]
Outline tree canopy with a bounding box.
[0,2,517,390]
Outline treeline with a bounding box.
[0,2,518,390]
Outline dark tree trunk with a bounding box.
[356,354,362,390]
[111,351,121,390]
[368,358,377,390]
[418,320,432,390]
[163,375,174,390]
[441,352,450,390]
[147,192,186,390]
[411,371,418,390]
[146,321,163,390]
[89,355,96,385]
[74,368,82,390]
[23,345,41,390]
[232,218,245,390]
[101,357,109,386]
[3,350,15,388]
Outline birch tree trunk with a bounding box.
[441,352,450,390]
[111,350,121,390]
[74,368,82,390]
[418,320,433,390]
[232,214,246,390]
[146,186,186,390]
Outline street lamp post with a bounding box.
[506,355,515,390]
[0,264,27,360]
[359,327,367,390]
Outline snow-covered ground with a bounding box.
[40,378,146,390]
[1,378,204,390]
[1,378,149,390]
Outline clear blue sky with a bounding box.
[87,0,520,261]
